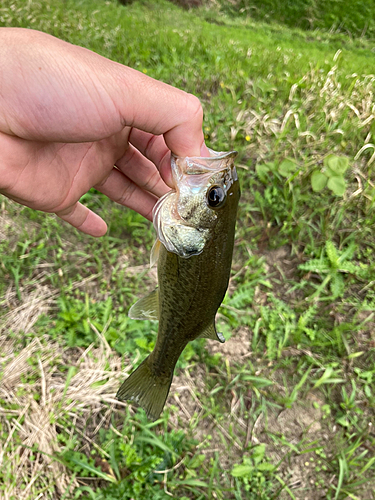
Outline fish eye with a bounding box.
[207,185,226,208]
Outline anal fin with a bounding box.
[128,289,159,320]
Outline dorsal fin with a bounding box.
[128,289,159,320]
[199,322,225,343]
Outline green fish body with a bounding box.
[116,150,240,420]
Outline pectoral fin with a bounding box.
[128,289,159,320]
[150,239,161,268]
[199,322,225,343]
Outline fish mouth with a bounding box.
[171,149,238,179]
[171,150,238,162]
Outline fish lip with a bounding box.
[171,150,238,162]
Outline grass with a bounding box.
[212,0,375,40]
[0,0,375,499]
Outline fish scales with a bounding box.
[116,149,240,420]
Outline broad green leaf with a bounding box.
[327,175,346,196]
[251,444,266,464]
[231,464,253,477]
[278,159,297,177]
[257,462,275,472]
[311,170,327,192]
[355,369,373,382]
[324,155,349,175]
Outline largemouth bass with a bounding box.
[116,149,240,420]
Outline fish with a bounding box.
[116,149,240,420]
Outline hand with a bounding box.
[0,28,208,236]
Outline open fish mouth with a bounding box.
[171,149,238,181]
[170,149,238,202]
[171,149,238,177]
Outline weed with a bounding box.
[311,155,350,196]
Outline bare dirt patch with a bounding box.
[261,245,304,300]
[208,326,251,362]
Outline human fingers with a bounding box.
[56,202,107,237]
[126,129,174,187]
[115,142,171,194]
[94,167,158,222]
[112,67,206,157]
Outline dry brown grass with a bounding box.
[241,58,375,176]
[0,320,134,499]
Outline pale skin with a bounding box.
[0,28,209,236]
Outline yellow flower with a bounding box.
[245,135,251,142]
[142,68,148,74]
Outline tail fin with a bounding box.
[116,356,172,421]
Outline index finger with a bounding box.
[110,65,208,157]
